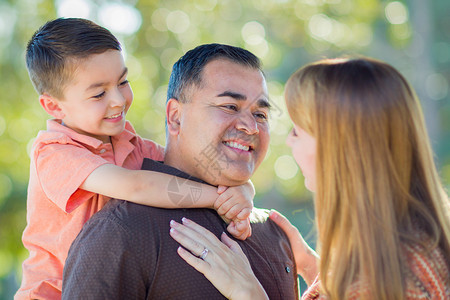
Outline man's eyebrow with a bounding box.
[258,98,272,109]
[217,91,271,109]
[217,91,247,100]
[86,67,128,91]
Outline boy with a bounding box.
[16,18,253,300]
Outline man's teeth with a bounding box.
[106,112,121,119]
[224,141,249,151]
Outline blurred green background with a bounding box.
[1,0,449,298]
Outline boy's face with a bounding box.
[53,50,133,143]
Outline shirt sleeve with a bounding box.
[35,142,109,213]
[62,213,146,299]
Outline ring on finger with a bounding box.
[199,247,209,260]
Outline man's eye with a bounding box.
[93,91,105,99]
[223,104,238,111]
[254,112,268,120]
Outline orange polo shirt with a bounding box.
[16,119,164,300]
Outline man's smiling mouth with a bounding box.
[223,141,251,151]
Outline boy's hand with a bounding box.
[214,181,255,240]
[226,218,252,240]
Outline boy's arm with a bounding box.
[80,164,218,209]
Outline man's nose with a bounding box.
[236,112,259,135]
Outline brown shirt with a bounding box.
[62,159,299,299]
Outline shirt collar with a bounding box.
[47,119,135,149]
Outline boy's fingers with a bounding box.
[214,193,231,211]
[227,221,251,241]
[217,185,228,195]
[224,204,241,220]
[237,208,251,220]
[217,198,234,216]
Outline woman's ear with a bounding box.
[166,98,181,136]
[39,94,65,119]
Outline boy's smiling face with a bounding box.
[45,50,133,143]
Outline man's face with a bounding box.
[174,59,270,186]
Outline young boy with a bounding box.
[16,18,254,300]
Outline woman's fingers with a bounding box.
[221,232,246,256]
[170,219,268,300]
[180,218,227,246]
[170,222,207,256]
[269,209,297,236]
[176,246,210,273]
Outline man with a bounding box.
[62,44,299,299]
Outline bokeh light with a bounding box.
[56,0,92,18]
[385,1,409,25]
[274,155,299,180]
[98,3,142,35]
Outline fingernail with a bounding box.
[170,220,175,226]
[182,217,189,224]
[170,228,174,234]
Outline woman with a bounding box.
[169,57,450,299]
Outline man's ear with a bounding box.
[166,98,181,136]
[39,94,65,119]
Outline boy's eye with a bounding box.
[119,79,129,86]
[93,91,105,99]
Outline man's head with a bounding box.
[26,17,121,99]
[167,43,262,103]
[165,44,271,186]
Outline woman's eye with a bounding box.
[291,128,297,136]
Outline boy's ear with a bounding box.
[166,98,181,136]
[39,94,65,119]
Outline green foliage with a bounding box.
[1,0,449,297]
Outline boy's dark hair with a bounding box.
[167,43,262,103]
[26,18,121,98]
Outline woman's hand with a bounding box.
[169,218,268,300]
[269,210,320,286]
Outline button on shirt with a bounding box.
[16,120,164,300]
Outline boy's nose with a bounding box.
[110,90,127,107]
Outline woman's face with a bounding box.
[286,124,317,192]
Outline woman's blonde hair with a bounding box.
[285,57,450,299]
